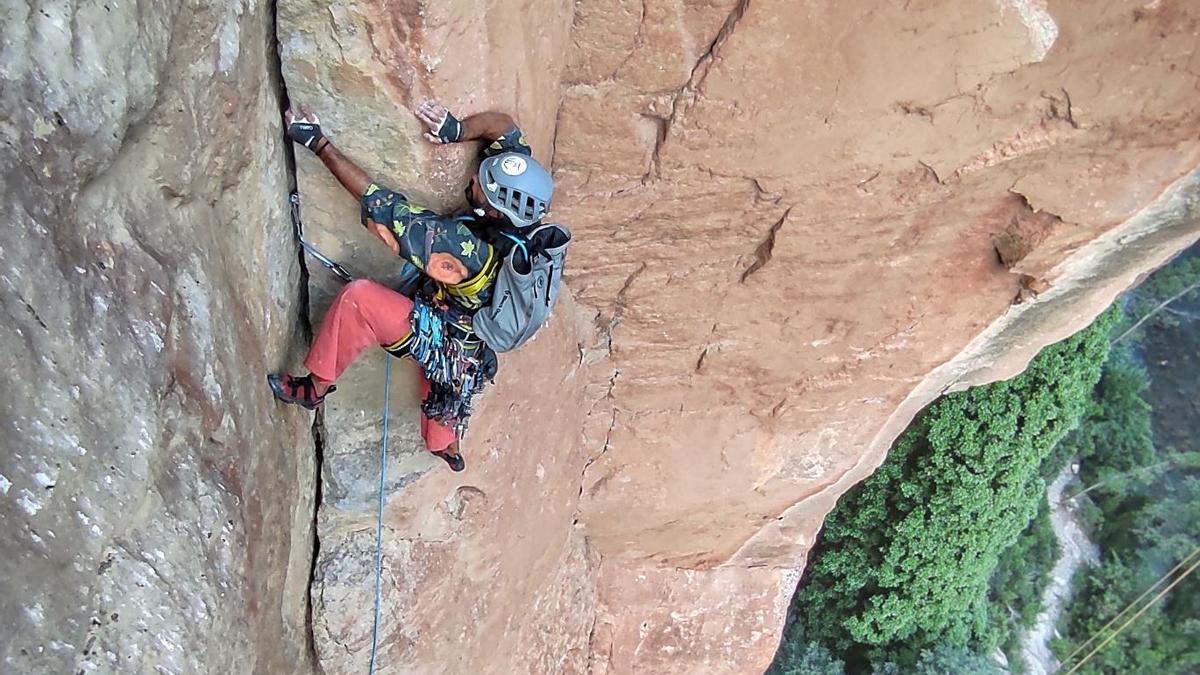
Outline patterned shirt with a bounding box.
[359,126,533,312]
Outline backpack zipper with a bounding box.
[545,264,554,306]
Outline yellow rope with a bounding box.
[1061,547,1200,675]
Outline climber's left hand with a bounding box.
[284,106,328,154]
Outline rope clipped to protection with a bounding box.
[290,190,354,282]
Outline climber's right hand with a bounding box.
[415,101,464,144]
[285,106,328,154]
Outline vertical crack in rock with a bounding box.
[741,206,791,282]
[656,0,751,174]
[619,0,649,78]
[606,262,647,350]
[551,97,568,165]
[641,113,669,184]
[300,414,328,663]
[679,0,752,106]
[267,0,325,663]
[579,367,621,498]
[592,411,621,471]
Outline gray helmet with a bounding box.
[478,152,553,228]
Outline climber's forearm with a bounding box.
[314,142,371,199]
[458,111,518,142]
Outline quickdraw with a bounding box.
[289,190,353,282]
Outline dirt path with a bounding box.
[1019,466,1100,675]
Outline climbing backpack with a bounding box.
[472,223,572,352]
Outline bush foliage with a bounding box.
[984,501,1059,663]
[1051,341,1200,673]
[1047,249,1200,674]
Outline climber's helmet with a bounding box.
[472,152,553,229]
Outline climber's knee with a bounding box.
[341,278,377,298]
[334,278,382,311]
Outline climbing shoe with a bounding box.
[432,450,465,472]
[267,373,335,410]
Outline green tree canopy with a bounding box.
[784,310,1116,669]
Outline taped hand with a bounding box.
[285,106,327,153]
[415,101,463,144]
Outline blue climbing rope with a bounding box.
[368,358,392,674]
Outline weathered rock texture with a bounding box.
[280,1,1200,672]
[281,0,1200,673]
[0,2,316,673]
[6,0,1196,674]
[278,1,589,673]
[561,1,1200,671]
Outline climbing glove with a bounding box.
[416,101,464,144]
[285,108,327,154]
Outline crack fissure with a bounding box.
[641,113,669,184]
[550,95,567,167]
[655,0,751,177]
[606,262,647,350]
[740,206,791,282]
[609,0,648,80]
[21,298,49,330]
[267,0,325,667]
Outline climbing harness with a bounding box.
[287,183,499,664]
[289,190,353,282]
[368,358,392,675]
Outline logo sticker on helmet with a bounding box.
[499,156,527,176]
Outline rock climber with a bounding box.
[268,102,555,472]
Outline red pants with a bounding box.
[304,279,457,453]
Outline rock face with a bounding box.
[280,0,1200,673]
[277,1,588,673]
[4,1,1198,674]
[0,2,316,673]
[560,1,1200,671]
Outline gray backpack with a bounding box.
[473,224,571,352]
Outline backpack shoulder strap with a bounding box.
[497,230,533,270]
[499,230,528,255]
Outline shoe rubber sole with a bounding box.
[268,373,324,410]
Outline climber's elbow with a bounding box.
[461,111,518,142]
[366,219,401,256]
